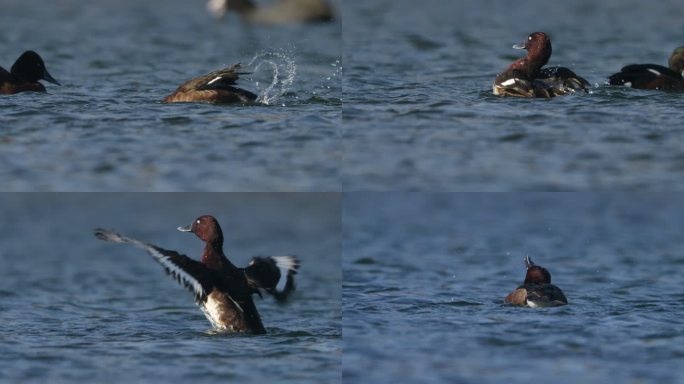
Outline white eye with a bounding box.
[196,220,200,224]
[528,36,532,40]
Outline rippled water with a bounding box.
[5,1,684,383]
[343,0,684,190]
[343,193,684,383]
[0,194,341,383]
[0,0,341,191]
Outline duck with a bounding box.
[493,32,590,98]
[504,256,567,307]
[206,0,334,24]
[163,63,258,104]
[94,215,299,333]
[0,51,60,95]
[608,46,684,91]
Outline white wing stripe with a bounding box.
[271,256,298,293]
[207,76,223,85]
[146,247,206,300]
[96,230,205,300]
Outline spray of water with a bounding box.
[310,59,342,101]
[247,51,296,106]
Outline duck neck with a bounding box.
[527,44,551,76]
[201,238,234,270]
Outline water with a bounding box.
[4,1,684,383]
[343,193,684,383]
[0,194,341,383]
[0,0,341,191]
[343,0,684,190]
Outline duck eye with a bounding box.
[528,36,532,40]
[196,219,200,224]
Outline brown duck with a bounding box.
[505,256,567,307]
[163,64,257,104]
[95,215,299,333]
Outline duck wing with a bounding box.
[94,228,214,302]
[608,64,680,87]
[175,64,249,93]
[244,256,299,302]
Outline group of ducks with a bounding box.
[494,31,684,97]
[4,31,682,103]
[1,0,336,101]
[93,213,565,335]
[0,51,259,103]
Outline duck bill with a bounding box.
[512,42,527,50]
[42,69,61,86]
[524,255,535,268]
[177,224,193,232]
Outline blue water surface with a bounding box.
[0,0,341,191]
[343,193,684,383]
[0,193,341,383]
[343,0,684,190]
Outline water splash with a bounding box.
[247,51,296,106]
[311,59,342,100]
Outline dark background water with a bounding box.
[0,193,341,383]
[0,0,341,191]
[343,0,684,190]
[343,193,684,383]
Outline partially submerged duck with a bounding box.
[207,0,334,24]
[95,215,299,333]
[0,51,60,95]
[493,32,590,98]
[608,46,684,91]
[504,256,567,307]
[163,63,257,104]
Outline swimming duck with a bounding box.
[608,46,684,91]
[493,32,590,98]
[0,51,60,95]
[504,256,567,307]
[163,63,257,104]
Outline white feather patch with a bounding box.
[271,256,298,293]
[500,78,518,87]
[146,247,206,300]
[207,76,223,85]
[647,68,662,76]
[200,292,243,331]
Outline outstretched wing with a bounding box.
[94,228,213,302]
[244,256,299,302]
